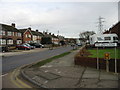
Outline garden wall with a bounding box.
[74,47,120,73]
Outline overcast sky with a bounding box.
[0,0,119,38]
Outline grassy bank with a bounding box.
[31,51,71,67]
[88,48,120,59]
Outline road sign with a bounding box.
[104,52,110,60]
[95,43,117,47]
[104,52,110,72]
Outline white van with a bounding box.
[89,34,118,47]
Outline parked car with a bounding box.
[29,43,44,48]
[77,43,82,46]
[0,46,9,52]
[16,44,31,50]
[23,43,35,49]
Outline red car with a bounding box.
[16,44,31,50]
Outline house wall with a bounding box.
[23,31,32,43]
[0,30,22,46]
[52,38,59,44]
[104,22,120,39]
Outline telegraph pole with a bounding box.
[97,16,105,34]
[58,30,59,36]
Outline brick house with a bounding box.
[31,30,44,43]
[0,23,22,47]
[103,21,120,39]
[51,34,59,45]
[19,28,33,43]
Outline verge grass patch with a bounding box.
[88,48,120,59]
[31,52,71,67]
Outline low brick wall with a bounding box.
[74,51,120,73]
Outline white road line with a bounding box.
[0,73,8,77]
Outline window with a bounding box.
[0,30,5,35]
[7,31,12,36]
[7,39,13,44]
[17,40,22,44]
[97,37,103,41]
[26,34,27,38]
[17,33,21,37]
[104,37,111,40]
[26,34,31,38]
[0,39,6,45]
[28,34,31,38]
[113,37,118,40]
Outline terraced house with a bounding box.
[31,30,44,43]
[51,34,59,45]
[0,23,22,48]
[19,28,33,43]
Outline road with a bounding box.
[2,46,73,88]
[2,46,73,74]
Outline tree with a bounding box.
[41,37,52,44]
[79,31,95,42]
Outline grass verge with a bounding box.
[31,51,71,67]
[88,48,120,59]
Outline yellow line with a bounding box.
[16,75,32,88]
[10,69,23,88]
[10,68,32,88]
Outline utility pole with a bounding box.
[97,16,105,34]
[58,30,59,36]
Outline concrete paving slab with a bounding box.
[78,79,99,88]
[32,76,48,85]
[43,77,79,88]
[100,72,118,80]
[84,69,99,74]
[39,66,85,78]
[82,73,99,79]
[36,70,61,80]
[98,80,118,88]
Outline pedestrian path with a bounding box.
[22,49,119,88]
[0,48,47,57]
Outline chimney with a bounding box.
[49,33,51,35]
[45,32,47,35]
[11,23,15,28]
[36,30,38,32]
[28,27,31,30]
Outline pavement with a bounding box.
[0,48,48,57]
[21,48,120,88]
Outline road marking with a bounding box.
[10,68,32,88]
[0,73,8,77]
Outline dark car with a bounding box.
[16,44,31,50]
[0,46,9,52]
[23,43,35,49]
[29,43,44,48]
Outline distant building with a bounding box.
[31,30,44,43]
[51,34,59,45]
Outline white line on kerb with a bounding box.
[0,73,8,77]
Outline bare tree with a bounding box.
[79,31,95,42]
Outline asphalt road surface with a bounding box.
[2,46,73,74]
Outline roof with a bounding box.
[103,21,120,38]
[0,24,20,32]
[51,35,58,38]
[31,31,44,36]
[19,29,28,33]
